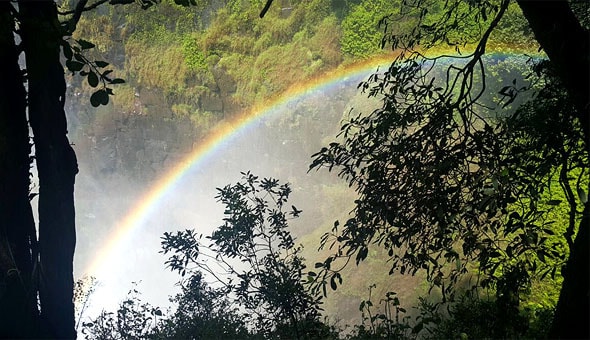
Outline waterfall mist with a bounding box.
[68,71,375,320]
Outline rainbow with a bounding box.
[83,45,543,282]
[83,53,398,279]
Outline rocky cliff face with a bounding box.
[67,89,195,183]
[65,63,243,184]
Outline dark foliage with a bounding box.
[308,1,588,338]
[161,172,336,339]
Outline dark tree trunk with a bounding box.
[0,3,40,338]
[516,1,589,338]
[19,2,78,338]
[550,201,590,339]
[517,0,590,151]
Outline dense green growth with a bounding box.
[72,0,348,123]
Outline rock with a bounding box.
[211,65,237,95]
[200,92,224,112]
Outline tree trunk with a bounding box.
[516,1,589,338]
[0,3,40,338]
[549,199,590,339]
[19,2,78,338]
[517,0,589,151]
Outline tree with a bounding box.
[19,4,79,336]
[0,0,187,337]
[309,0,588,338]
[0,3,39,337]
[81,285,163,340]
[150,272,250,339]
[161,172,333,339]
[81,275,250,339]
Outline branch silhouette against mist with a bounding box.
[307,0,588,338]
[161,173,326,338]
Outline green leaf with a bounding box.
[78,39,95,50]
[87,71,99,88]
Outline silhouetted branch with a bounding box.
[259,0,273,18]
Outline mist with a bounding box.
[67,68,377,320]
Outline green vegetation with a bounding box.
[340,0,397,58]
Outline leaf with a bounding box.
[87,71,99,88]
[110,78,126,84]
[95,60,109,68]
[65,60,84,72]
[74,53,85,62]
[546,199,562,206]
[78,39,95,50]
[90,89,109,107]
[412,322,423,334]
[62,42,73,60]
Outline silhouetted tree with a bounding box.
[0,1,187,337]
[162,172,335,339]
[0,3,39,337]
[310,0,588,338]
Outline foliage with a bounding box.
[152,272,250,339]
[72,0,345,118]
[181,34,208,71]
[64,1,587,337]
[74,276,98,331]
[413,294,555,339]
[81,285,163,339]
[345,285,413,339]
[340,0,396,58]
[161,172,334,338]
[62,37,126,107]
[309,0,588,328]
[81,274,250,339]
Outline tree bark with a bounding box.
[0,3,40,338]
[517,0,589,151]
[516,1,589,338]
[549,200,590,339]
[19,2,78,338]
